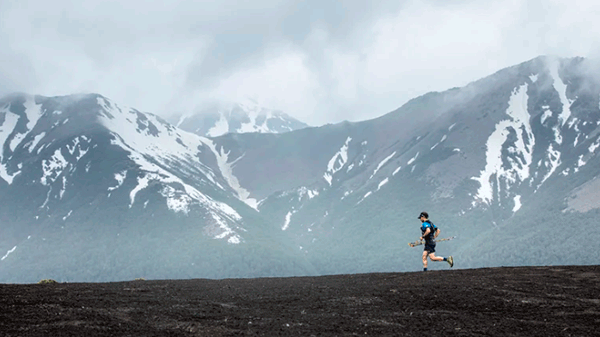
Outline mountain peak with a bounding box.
[168,100,309,137]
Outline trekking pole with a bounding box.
[408,236,457,247]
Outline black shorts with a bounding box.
[424,242,436,253]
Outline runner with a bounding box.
[418,211,453,271]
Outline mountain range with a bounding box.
[1,55,599,283]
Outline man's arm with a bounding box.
[420,228,430,240]
[434,228,440,238]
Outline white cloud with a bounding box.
[1,0,600,126]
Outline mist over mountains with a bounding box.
[166,99,309,137]
[1,55,599,283]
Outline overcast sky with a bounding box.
[1,0,600,126]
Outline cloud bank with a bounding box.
[1,0,599,126]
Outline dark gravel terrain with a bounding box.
[1,265,599,336]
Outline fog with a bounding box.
[1,0,600,126]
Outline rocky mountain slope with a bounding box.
[0,93,315,283]
[208,55,600,274]
[1,55,599,283]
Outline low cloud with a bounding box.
[1,0,599,126]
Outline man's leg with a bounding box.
[423,244,435,271]
[428,252,444,262]
[428,252,454,267]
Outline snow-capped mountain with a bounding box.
[0,93,315,283]
[0,93,243,237]
[168,99,309,137]
[206,55,600,273]
[2,55,599,283]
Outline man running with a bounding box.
[418,211,453,271]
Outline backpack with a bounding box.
[422,220,438,240]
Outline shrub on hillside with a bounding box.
[38,279,58,284]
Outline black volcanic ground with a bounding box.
[1,266,599,336]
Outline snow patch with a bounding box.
[341,190,353,200]
[0,105,20,183]
[323,137,351,185]
[59,176,67,199]
[41,148,68,186]
[236,100,273,134]
[9,133,26,151]
[63,210,73,220]
[209,212,242,244]
[589,140,600,153]
[549,59,573,126]
[576,154,587,170]
[1,104,19,146]
[574,134,582,147]
[377,177,389,190]
[161,185,194,214]
[538,143,561,188]
[129,174,151,207]
[282,209,298,231]
[23,96,43,132]
[27,132,46,152]
[1,246,17,261]
[66,136,89,162]
[529,73,538,83]
[206,111,230,137]
[108,170,127,191]
[472,83,535,204]
[540,107,552,124]
[407,152,419,165]
[357,191,372,204]
[512,195,522,212]
[282,211,292,230]
[552,123,563,145]
[431,136,446,150]
[369,151,396,179]
[8,97,43,152]
[392,166,401,175]
[298,186,319,201]
[201,139,258,209]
